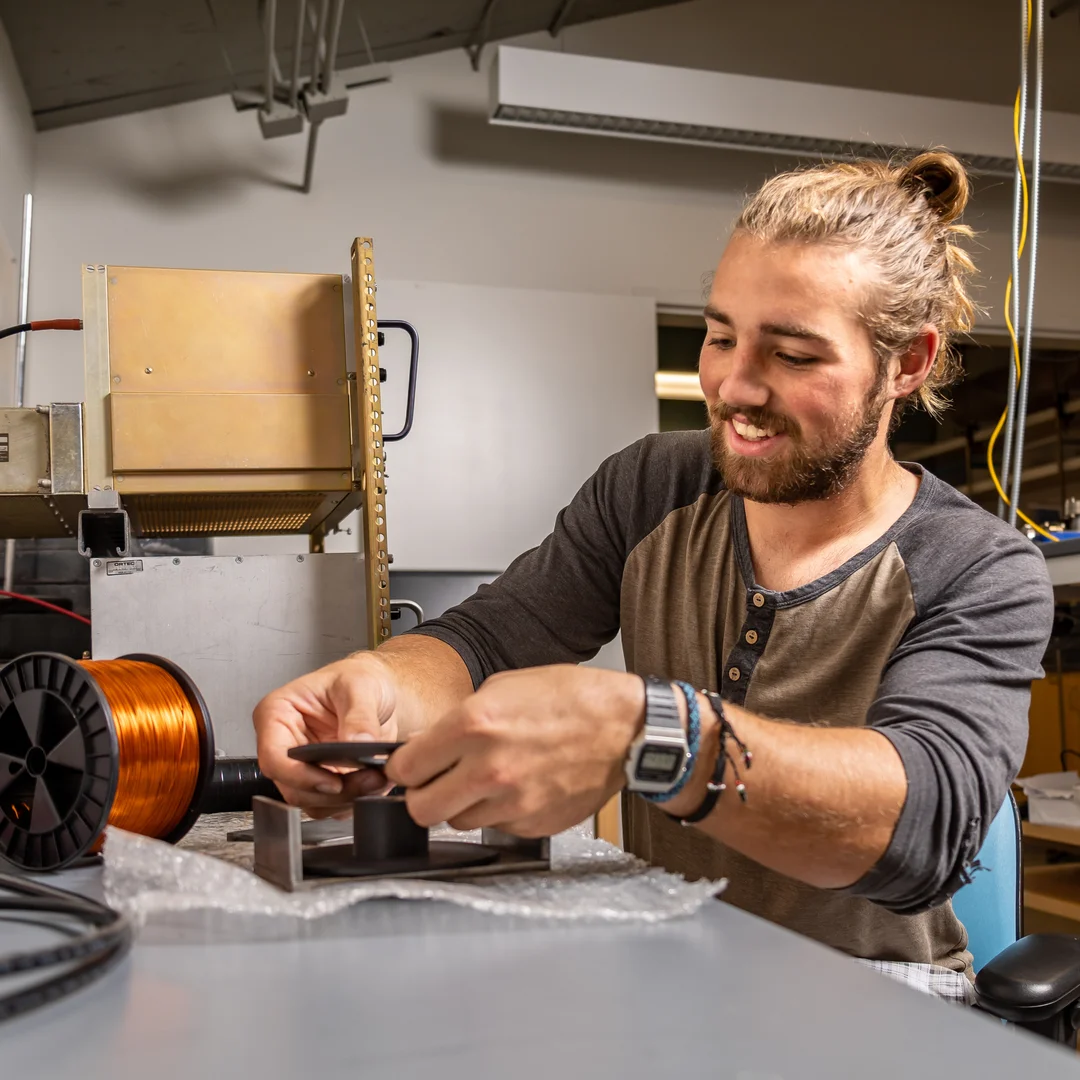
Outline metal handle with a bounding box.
[378,320,419,442]
[390,598,424,628]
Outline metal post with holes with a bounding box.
[350,239,392,645]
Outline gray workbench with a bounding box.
[2,865,1077,1079]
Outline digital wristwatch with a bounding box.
[624,676,690,795]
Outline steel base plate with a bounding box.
[302,839,501,879]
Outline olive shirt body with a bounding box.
[412,430,1054,972]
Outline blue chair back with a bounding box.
[952,794,1022,973]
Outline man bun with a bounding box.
[898,150,971,225]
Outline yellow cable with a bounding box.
[986,6,1058,541]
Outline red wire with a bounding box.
[0,590,91,626]
[29,319,82,332]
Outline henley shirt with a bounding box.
[412,429,1055,971]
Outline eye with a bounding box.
[706,336,735,350]
[777,352,816,366]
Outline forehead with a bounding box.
[708,233,876,335]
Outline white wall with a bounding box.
[15,3,1080,563]
[214,281,657,570]
[0,18,34,400]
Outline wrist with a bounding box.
[659,691,720,817]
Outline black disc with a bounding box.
[0,653,119,872]
[302,839,501,879]
[120,653,215,845]
[289,741,402,770]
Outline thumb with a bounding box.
[327,665,396,742]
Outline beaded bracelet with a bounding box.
[666,690,752,825]
[642,680,701,805]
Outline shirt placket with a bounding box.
[722,588,776,705]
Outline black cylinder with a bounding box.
[197,758,280,816]
[352,796,428,862]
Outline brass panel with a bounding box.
[0,495,83,538]
[350,239,391,645]
[113,470,349,494]
[0,408,48,494]
[125,493,330,536]
[82,265,113,492]
[110,394,351,472]
[106,267,348,395]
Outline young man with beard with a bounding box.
[254,151,1054,997]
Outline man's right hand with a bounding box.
[253,653,400,815]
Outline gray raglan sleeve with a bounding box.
[406,443,640,688]
[846,530,1054,915]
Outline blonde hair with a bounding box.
[735,151,977,420]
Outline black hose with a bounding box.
[0,872,132,1021]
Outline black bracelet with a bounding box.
[665,691,752,826]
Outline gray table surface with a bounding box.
[1,865,1077,1079]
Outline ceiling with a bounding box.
[0,0,686,130]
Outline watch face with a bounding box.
[638,746,685,783]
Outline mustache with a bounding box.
[709,400,799,438]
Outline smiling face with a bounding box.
[700,232,897,505]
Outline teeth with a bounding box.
[732,419,777,441]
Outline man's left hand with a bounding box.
[384,665,645,837]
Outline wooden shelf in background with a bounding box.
[1023,822,1080,850]
[1025,864,1080,921]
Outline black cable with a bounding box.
[0,872,132,1021]
[0,322,30,341]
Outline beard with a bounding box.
[709,386,888,505]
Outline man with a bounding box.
[255,151,1053,996]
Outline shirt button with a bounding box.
[745,629,759,645]
[728,667,741,682]
[752,592,765,608]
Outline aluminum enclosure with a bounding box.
[89,554,368,757]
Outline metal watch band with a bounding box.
[643,675,682,731]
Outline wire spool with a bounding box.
[0,652,215,872]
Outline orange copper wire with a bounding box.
[79,660,203,842]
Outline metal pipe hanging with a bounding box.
[13,193,32,409]
[310,0,330,94]
[263,0,278,111]
[998,0,1031,519]
[321,0,346,93]
[1009,0,1046,526]
[4,193,33,596]
[289,0,307,109]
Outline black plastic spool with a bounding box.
[300,796,501,879]
[0,651,215,872]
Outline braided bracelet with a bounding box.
[642,680,701,805]
[666,690,752,825]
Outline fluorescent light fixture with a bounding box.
[490,47,1080,183]
[655,372,705,401]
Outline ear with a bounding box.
[889,326,940,401]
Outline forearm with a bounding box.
[664,699,907,889]
[365,635,474,738]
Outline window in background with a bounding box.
[657,315,708,433]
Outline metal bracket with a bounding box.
[78,489,130,558]
[253,796,304,890]
[466,0,500,71]
[251,796,551,892]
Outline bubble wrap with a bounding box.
[103,814,726,924]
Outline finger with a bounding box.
[274,780,353,811]
[386,713,472,788]
[328,668,393,742]
[257,719,349,795]
[446,797,509,833]
[339,768,393,800]
[404,762,490,828]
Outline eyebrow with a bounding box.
[703,305,837,351]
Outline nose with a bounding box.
[701,344,770,410]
